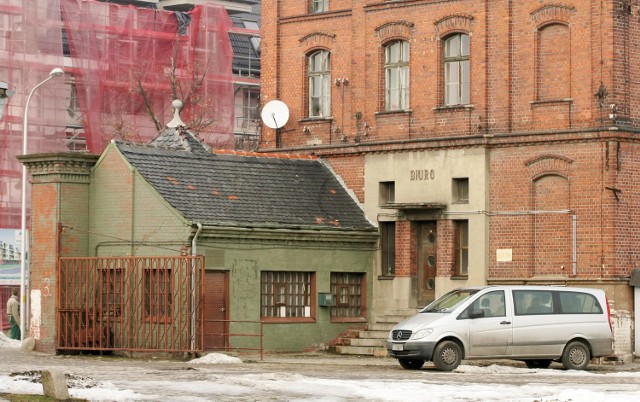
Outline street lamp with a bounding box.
[20,67,64,340]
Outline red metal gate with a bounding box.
[57,256,204,353]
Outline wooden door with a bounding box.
[203,270,228,350]
[417,222,437,307]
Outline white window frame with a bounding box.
[308,50,331,118]
[444,33,470,106]
[384,40,410,111]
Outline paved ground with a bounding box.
[1,347,639,401]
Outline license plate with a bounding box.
[392,343,404,351]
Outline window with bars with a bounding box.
[330,273,365,320]
[384,40,410,111]
[99,268,124,318]
[261,271,314,320]
[144,268,173,322]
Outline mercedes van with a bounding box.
[387,285,612,371]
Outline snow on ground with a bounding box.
[2,336,640,401]
[0,332,21,348]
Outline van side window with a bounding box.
[513,290,554,315]
[559,292,603,314]
[460,290,505,319]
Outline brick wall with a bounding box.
[262,1,639,306]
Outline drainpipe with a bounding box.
[190,222,203,351]
[572,215,577,276]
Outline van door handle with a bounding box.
[500,321,511,325]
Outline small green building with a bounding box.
[26,107,378,353]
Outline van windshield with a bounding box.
[421,289,479,313]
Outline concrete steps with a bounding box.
[330,309,418,357]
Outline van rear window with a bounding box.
[513,290,603,315]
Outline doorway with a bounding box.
[203,270,229,350]
[417,221,437,307]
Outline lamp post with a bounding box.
[19,67,64,340]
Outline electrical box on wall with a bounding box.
[318,293,335,306]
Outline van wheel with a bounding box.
[432,340,462,371]
[525,360,552,369]
[561,341,590,370]
[398,359,425,370]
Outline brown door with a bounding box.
[417,222,437,307]
[203,270,228,350]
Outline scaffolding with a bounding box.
[0,0,234,229]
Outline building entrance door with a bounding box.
[203,270,228,350]
[417,221,437,307]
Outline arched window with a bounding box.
[537,24,570,100]
[384,40,410,111]
[308,50,331,117]
[444,33,470,105]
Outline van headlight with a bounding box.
[411,328,433,340]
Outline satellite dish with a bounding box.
[261,100,290,129]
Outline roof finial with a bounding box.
[167,99,185,128]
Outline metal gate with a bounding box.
[57,256,204,353]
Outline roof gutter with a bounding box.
[190,222,203,352]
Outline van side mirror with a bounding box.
[470,309,486,319]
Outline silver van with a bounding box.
[387,285,612,371]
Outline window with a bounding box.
[384,40,410,111]
[381,222,396,276]
[261,271,313,320]
[460,290,506,319]
[310,0,328,13]
[514,290,603,316]
[235,88,260,131]
[453,178,469,203]
[454,220,468,276]
[330,273,365,320]
[444,33,470,105]
[379,181,395,204]
[308,50,331,117]
[144,267,172,322]
[100,268,124,318]
[242,20,261,55]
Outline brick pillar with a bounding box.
[17,152,99,353]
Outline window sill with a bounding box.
[378,275,395,280]
[261,317,316,324]
[452,200,469,205]
[450,275,468,280]
[433,104,474,112]
[530,98,573,105]
[299,116,333,123]
[330,316,367,323]
[375,109,413,116]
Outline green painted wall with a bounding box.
[87,145,378,352]
[203,233,377,352]
[88,145,192,257]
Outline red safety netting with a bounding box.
[0,0,235,229]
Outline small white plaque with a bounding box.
[496,248,513,262]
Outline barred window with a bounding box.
[330,273,365,320]
[144,268,172,322]
[100,268,124,318]
[454,220,469,276]
[261,271,314,320]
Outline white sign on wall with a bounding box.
[496,249,513,262]
[30,289,42,340]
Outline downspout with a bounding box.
[190,222,203,351]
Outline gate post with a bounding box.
[17,153,99,353]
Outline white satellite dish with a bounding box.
[261,100,290,129]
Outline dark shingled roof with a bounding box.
[115,143,374,231]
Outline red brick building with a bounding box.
[260,0,638,333]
